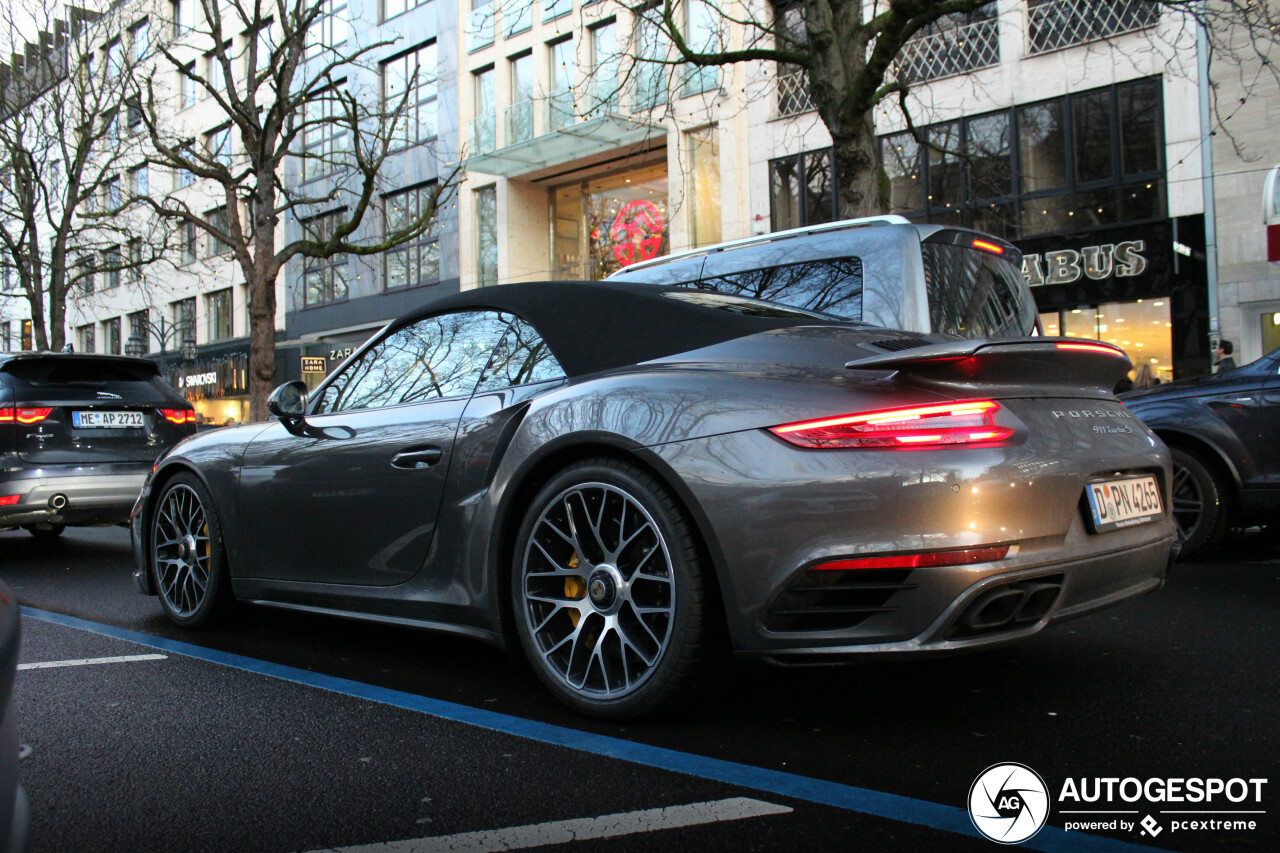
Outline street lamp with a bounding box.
[125,315,197,362]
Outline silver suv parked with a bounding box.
[607,214,1039,339]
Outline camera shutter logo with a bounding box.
[969,763,1051,844]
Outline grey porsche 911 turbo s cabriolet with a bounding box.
[131,228,1177,719]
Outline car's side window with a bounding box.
[315,311,511,413]
[475,317,566,392]
[694,257,864,321]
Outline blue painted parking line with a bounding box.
[21,606,1162,853]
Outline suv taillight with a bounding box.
[0,407,53,424]
[160,408,197,424]
[769,400,1014,449]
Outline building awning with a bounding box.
[462,113,662,179]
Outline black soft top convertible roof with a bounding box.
[391,280,838,378]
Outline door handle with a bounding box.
[391,447,443,469]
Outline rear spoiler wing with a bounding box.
[845,338,1133,396]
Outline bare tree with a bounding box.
[0,1,171,351]
[615,0,1280,220]
[138,0,460,420]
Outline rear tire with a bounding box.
[150,473,232,628]
[511,458,705,720]
[24,524,65,540]
[1169,447,1232,560]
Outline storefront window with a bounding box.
[552,164,668,280]
[1041,298,1173,382]
[1262,312,1280,356]
[769,148,837,231]
[687,127,721,247]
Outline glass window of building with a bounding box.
[306,0,349,57]
[682,0,722,97]
[301,212,349,306]
[103,247,121,290]
[472,67,495,153]
[21,320,32,351]
[384,182,440,290]
[768,148,837,232]
[103,317,122,355]
[871,78,1163,239]
[77,324,95,353]
[206,206,232,256]
[1041,299,1174,383]
[1,322,9,351]
[476,186,498,288]
[207,289,233,340]
[508,52,534,145]
[548,36,575,131]
[383,42,437,149]
[632,7,669,110]
[301,88,349,181]
[173,298,196,345]
[552,163,668,280]
[687,126,721,247]
[589,20,619,112]
[385,0,428,21]
[128,312,148,353]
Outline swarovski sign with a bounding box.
[1022,241,1148,287]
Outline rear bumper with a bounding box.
[744,535,1176,664]
[0,468,147,527]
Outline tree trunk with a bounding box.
[247,266,277,423]
[830,116,882,220]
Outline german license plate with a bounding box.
[1085,475,1163,533]
[72,410,145,429]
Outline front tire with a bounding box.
[1169,446,1232,559]
[511,458,705,720]
[150,473,231,628]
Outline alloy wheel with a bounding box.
[152,483,212,617]
[519,482,676,699]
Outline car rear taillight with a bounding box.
[0,495,20,506]
[160,408,197,424]
[0,407,54,424]
[812,546,1011,571]
[769,400,1014,449]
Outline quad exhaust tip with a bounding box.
[48,494,67,511]
[954,578,1064,635]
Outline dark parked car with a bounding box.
[1121,346,1280,558]
[1,353,196,540]
[132,278,1175,719]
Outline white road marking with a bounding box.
[313,797,792,853]
[18,653,168,671]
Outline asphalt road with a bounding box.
[3,525,1278,852]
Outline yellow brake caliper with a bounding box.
[564,552,583,627]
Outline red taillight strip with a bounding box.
[769,399,1013,449]
[0,407,53,424]
[160,408,197,424]
[0,495,20,506]
[971,239,1005,255]
[1055,342,1124,356]
[813,545,1011,571]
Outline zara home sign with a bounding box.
[1022,241,1148,287]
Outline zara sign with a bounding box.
[1022,241,1148,287]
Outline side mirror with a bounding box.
[268,380,308,422]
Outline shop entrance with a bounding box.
[552,164,668,281]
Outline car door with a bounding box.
[1257,348,1280,486]
[237,310,512,586]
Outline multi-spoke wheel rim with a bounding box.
[521,482,675,699]
[152,484,212,617]
[1170,461,1204,543]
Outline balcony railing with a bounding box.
[544,87,576,133]
[1028,0,1160,55]
[896,17,1000,84]
[505,100,534,146]
[776,68,814,118]
[469,114,496,155]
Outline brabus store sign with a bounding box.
[1023,241,1148,287]
[1015,220,1198,298]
